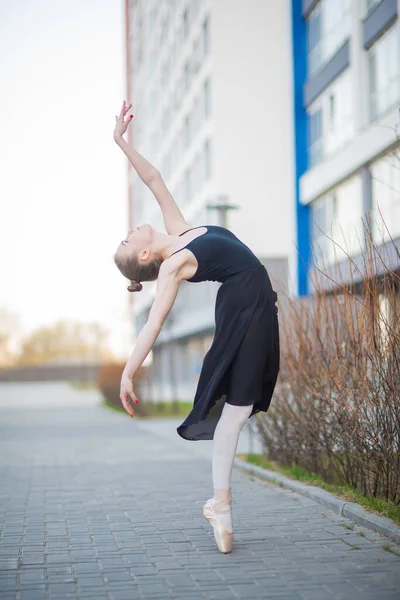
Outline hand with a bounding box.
[120,370,139,417]
[114,100,134,142]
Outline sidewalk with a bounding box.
[0,382,399,600]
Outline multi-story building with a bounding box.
[125,0,296,402]
[293,0,400,292]
[125,0,399,402]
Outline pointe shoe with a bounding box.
[203,493,233,554]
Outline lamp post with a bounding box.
[206,194,239,227]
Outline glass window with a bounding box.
[307,71,353,166]
[368,26,400,121]
[312,175,364,266]
[203,78,211,117]
[307,4,322,76]
[328,94,335,131]
[148,6,157,35]
[366,0,381,13]
[184,168,191,202]
[184,61,191,92]
[183,8,189,38]
[370,150,400,241]
[308,108,323,167]
[307,0,351,76]
[184,115,190,147]
[160,13,169,44]
[202,17,210,57]
[204,139,212,180]
[191,37,201,74]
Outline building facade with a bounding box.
[293,0,400,292]
[125,0,296,402]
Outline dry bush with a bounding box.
[256,217,400,502]
[98,362,150,417]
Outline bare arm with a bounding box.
[115,136,158,184]
[119,262,181,416]
[114,101,157,183]
[113,101,190,235]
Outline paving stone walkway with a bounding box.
[0,383,399,600]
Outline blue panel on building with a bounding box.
[363,0,398,48]
[291,0,311,296]
[304,40,350,107]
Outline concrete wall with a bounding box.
[212,0,296,262]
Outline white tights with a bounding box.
[207,402,253,533]
[212,401,254,490]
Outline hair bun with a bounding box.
[127,280,143,292]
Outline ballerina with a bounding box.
[113,101,280,553]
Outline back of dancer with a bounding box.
[170,224,272,288]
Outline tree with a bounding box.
[16,320,114,366]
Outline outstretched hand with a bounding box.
[114,100,134,141]
[120,371,139,418]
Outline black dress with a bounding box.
[170,225,280,441]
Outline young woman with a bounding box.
[113,101,280,554]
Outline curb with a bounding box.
[234,457,400,545]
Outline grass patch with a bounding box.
[382,544,400,556]
[69,381,98,390]
[237,453,400,525]
[102,399,193,418]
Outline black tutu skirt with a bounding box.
[177,263,280,441]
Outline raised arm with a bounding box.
[113,101,190,235]
[114,101,158,183]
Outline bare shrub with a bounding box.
[256,216,400,503]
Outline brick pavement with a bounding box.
[0,383,399,600]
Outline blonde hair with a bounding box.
[114,250,163,292]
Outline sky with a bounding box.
[0,0,133,357]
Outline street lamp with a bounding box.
[206,194,239,227]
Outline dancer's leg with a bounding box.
[206,402,253,535]
[213,402,254,490]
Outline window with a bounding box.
[370,150,400,241]
[202,17,210,57]
[328,94,335,131]
[311,175,364,266]
[184,168,191,202]
[204,139,212,180]
[307,4,322,76]
[183,8,189,38]
[184,115,190,147]
[366,0,381,13]
[368,26,400,121]
[160,14,169,45]
[307,71,353,166]
[203,78,211,117]
[184,61,191,92]
[307,0,351,76]
[191,94,203,134]
[308,108,323,167]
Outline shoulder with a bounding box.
[165,220,192,236]
[162,248,196,283]
[160,250,186,277]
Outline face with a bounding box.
[116,223,154,263]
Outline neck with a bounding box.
[152,231,179,261]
